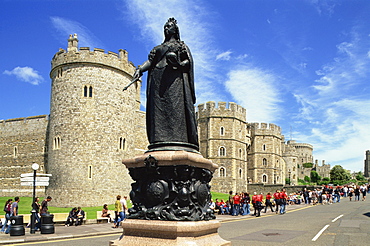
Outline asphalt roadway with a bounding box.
[1,196,369,245]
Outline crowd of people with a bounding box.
[1,196,52,234]
[210,184,370,217]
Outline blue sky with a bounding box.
[1,0,370,173]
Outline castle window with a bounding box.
[262,174,267,183]
[43,146,47,153]
[263,158,267,166]
[14,146,18,158]
[293,159,296,162]
[89,86,93,97]
[263,144,266,151]
[239,168,242,178]
[84,86,88,97]
[83,86,93,98]
[220,127,224,136]
[219,167,226,177]
[57,68,63,78]
[88,165,92,179]
[119,137,126,151]
[276,160,279,167]
[53,136,61,150]
[293,166,296,171]
[239,149,242,158]
[219,147,226,156]
[293,174,296,179]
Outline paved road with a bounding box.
[219,197,370,245]
[8,197,370,245]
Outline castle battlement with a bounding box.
[248,122,282,136]
[1,115,48,125]
[197,101,246,121]
[51,34,135,77]
[287,140,313,150]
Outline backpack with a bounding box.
[3,203,11,213]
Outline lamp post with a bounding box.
[30,163,39,234]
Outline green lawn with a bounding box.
[1,193,226,220]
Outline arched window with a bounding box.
[293,166,296,171]
[89,86,93,97]
[219,147,226,156]
[84,86,88,97]
[293,174,296,179]
[83,86,93,98]
[119,137,126,150]
[263,158,267,166]
[220,127,224,136]
[53,136,61,149]
[239,168,242,178]
[262,174,267,183]
[219,167,226,177]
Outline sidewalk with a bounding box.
[0,203,308,245]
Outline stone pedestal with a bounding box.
[109,219,230,246]
[111,150,230,245]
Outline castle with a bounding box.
[0,35,330,206]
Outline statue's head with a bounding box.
[164,17,180,41]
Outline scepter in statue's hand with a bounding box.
[123,66,142,91]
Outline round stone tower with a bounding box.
[46,34,143,207]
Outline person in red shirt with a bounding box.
[264,192,274,213]
[232,193,241,216]
[252,192,258,216]
[255,193,263,217]
[279,189,288,214]
[273,190,281,214]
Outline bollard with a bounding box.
[41,214,55,234]
[10,215,25,236]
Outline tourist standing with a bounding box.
[273,190,280,214]
[113,195,123,228]
[232,193,241,216]
[242,192,250,216]
[280,189,287,214]
[1,199,12,233]
[255,193,263,217]
[5,197,20,234]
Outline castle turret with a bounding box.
[46,34,145,207]
[197,102,249,193]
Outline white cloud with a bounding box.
[225,68,281,122]
[3,66,44,85]
[50,16,104,49]
[216,51,232,61]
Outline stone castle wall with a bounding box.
[197,102,249,193]
[0,115,48,196]
[45,35,146,207]
[247,123,285,184]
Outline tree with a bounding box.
[310,170,321,183]
[303,163,314,168]
[304,176,311,182]
[355,171,366,181]
[330,165,351,182]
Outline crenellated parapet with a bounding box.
[197,101,246,122]
[248,122,282,137]
[287,140,313,150]
[50,34,135,78]
[0,115,48,127]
